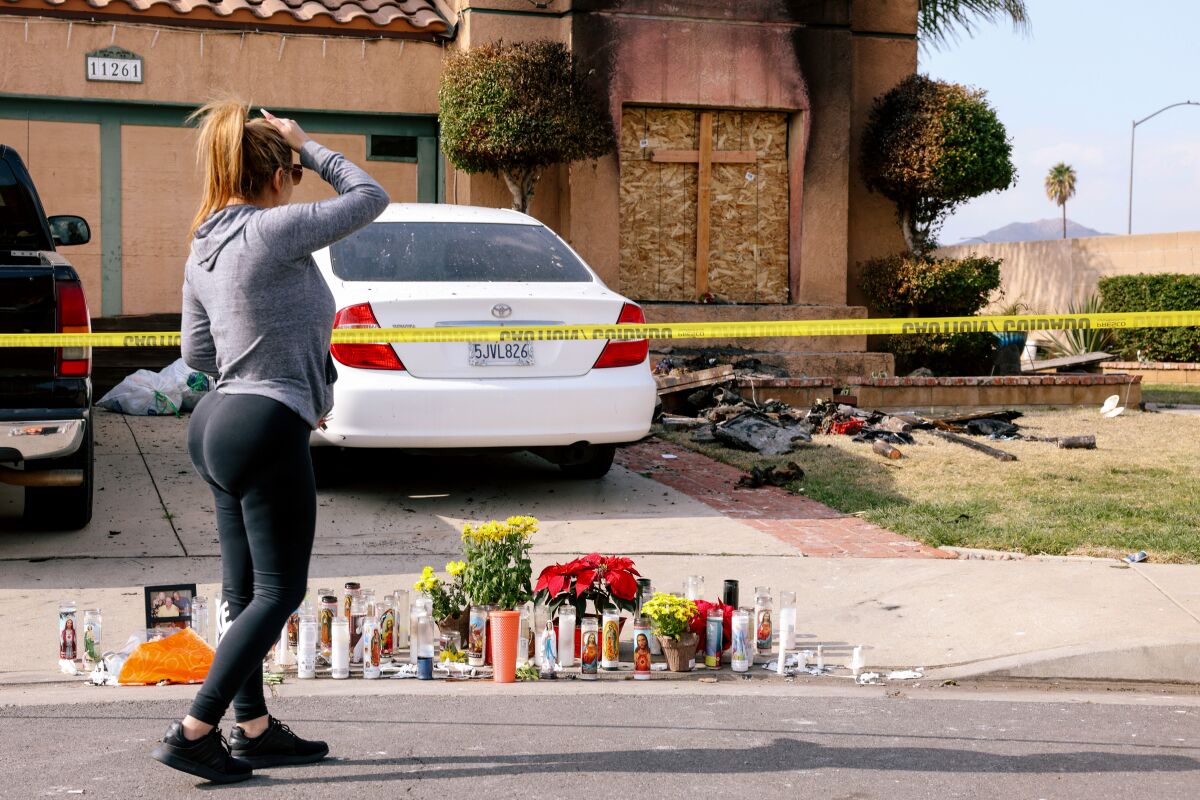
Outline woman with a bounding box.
[151,100,387,784]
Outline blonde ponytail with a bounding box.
[189,99,292,235]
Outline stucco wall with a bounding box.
[0,17,442,113]
[938,232,1200,314]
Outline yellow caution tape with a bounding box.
[1,311,1198,348]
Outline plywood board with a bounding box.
[756,157,790,303]
[746,112,788,161]
[658,162,696,300]
[620,106,648,162]
[618,157,660,301]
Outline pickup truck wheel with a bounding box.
[559,444,616,480]
[24,420,94,530]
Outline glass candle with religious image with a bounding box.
[361,618,382,679]
[704,608,724,668]
[753,586,772,656]
[349,595,366,665]
[297,614,317,679]
[539,620,557,679]
[58,600,77,662]
[731,609,752,673]
[518,604,532,665]
[331,618,349,679]
[601,611,621,671]
[81,609,102,670]
[579,617,599,678]
[392,589,410,651]
[378,594,396,660]
[342,582,361,622]
[632,615,652,680]
[779,591,797,651]
[318,594,338,661]
[467,604,489,667]
[556,606,576,668]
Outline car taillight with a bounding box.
[593,302,649,369]
[330,303,405,371]
[56,279,90,377]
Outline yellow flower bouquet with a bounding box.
[461,516,537,610]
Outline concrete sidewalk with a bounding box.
[1,412,1199,694]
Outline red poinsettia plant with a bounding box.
[689,599,734,654]
[534,553,641,616]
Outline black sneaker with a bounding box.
[230,717,329,768]
[151,720,254,784]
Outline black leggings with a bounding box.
[186,391,315,726]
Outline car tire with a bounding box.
[558,444,616,479]
[24,419,94,531]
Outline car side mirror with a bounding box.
[48,215,91,247]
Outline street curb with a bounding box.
[929,638,1200,685]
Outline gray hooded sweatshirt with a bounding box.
[181,140,389,428]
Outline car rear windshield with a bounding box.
[329,222,593,282]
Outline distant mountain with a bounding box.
[962,219,1109,244]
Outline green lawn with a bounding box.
[1142,383,1200,406]
[659,408,1200,562]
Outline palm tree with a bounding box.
[918,0,1030,50]
[1044,162,1077,239]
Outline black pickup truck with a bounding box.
[0,144,95,529]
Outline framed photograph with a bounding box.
[144,584,197,631]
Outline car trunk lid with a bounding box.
[355,284,624,379]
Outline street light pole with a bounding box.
[1127,101,1200,235]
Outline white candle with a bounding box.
[850,645,864,676]
[331,619,349,679]
[777,648,786,675]
[557,607,576,668]
[275,620,295,667]
[816,644,825,671]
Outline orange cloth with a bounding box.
[118,628,214,685]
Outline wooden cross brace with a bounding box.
[650,111,757,299]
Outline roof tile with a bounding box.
[3,0,451,34]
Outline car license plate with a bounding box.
[468,342,535,366]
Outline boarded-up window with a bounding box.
[618,107,789,304]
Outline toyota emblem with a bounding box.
[491,303,513,319]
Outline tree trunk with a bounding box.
[501,168,540,215]
[1062,202,1067,239]
[898,207,917,252]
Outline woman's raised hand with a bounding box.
[260,109,311,152]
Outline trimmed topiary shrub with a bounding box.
[1098,274,1200,362]
[860,251,1004,375]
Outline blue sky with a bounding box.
[920,0,1200,242]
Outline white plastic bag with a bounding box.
[97,358,212,415]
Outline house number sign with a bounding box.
[86,47,144,83]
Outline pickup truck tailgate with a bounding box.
[0,266,56,377]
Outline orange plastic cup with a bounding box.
[489,610,521,683]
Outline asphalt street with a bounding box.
[3,686,1199,799]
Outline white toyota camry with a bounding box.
[310,204,657,478]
